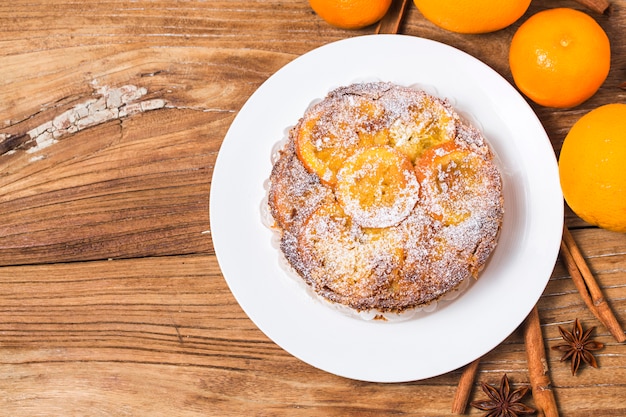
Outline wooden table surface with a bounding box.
[1,1,625,415]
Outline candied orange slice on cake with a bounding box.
[295,95,387,186]
[296,201,405,308]
[268,140,333,233]
[387,94,457,163]
[415,141,501,226]
[336,145,420,228]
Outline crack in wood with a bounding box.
[0,84,167,159]
[0,132,30,156]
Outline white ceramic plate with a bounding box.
[210,35,563,383]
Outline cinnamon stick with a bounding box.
[523,306,559,417]
[571,0,611,14]
[560,240,601,317]
[375,0,410,34]
[561,226,626,343]
[451,358,481,414]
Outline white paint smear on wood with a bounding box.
[25,85,166,157]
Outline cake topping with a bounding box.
[267,82,504,314]
[336,145,420,228]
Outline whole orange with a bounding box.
[309,0,392,30]
[559,103,626,233]
[413,0,531,34]
[509,8,611,108]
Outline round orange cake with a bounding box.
[268,82,504,313]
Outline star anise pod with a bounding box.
[470,374,536,417]
[552,318,604,376]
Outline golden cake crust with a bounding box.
[268,82,503,313]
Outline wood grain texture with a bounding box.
[1,1,625,415]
